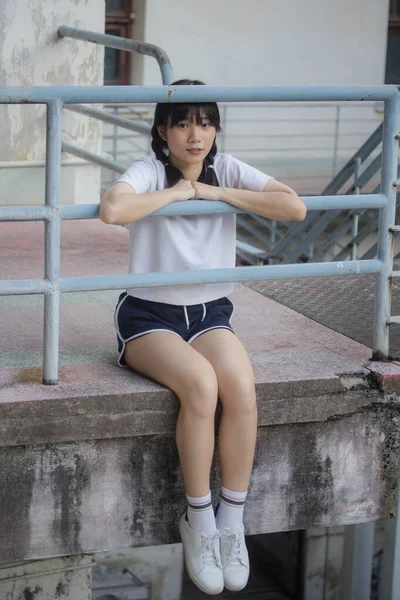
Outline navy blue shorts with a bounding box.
[114,293,235,367]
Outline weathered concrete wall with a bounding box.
[0,401,398,562]
[0,555,93,599]
[0,0,105,205]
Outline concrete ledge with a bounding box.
[0,384,381,447]
[0,410,396,561]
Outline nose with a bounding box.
[187,124,202,142]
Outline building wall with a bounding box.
[0,0,105,205]
[134,0,389,86]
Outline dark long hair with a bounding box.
[151,79,221,187]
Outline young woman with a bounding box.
[100,79,306,595]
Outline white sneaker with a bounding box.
[179,514,224,595]
[218,524,250,591]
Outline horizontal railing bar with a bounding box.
[389,226,400,232]
[106,101,379,109]
[0,260,384,297]
[391,271,400,277]
[389,316,400,324]
[58,260,383,293]
[0,279,51,295]
[60,194,387,220]
[0,85,398,105]
[103,134,147,139]
[213,132,381,139]
[1,194,387,223]
[64,104,151,135]
[220,119,381,124]
[62,142,126,173]
[0,206,52,222]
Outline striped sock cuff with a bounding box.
[221,486,247,508]
[187,491,213,512]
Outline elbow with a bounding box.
[99,203,117,225]
[290,195,307,222]
[99,191,119,224]
[295,200,307,222]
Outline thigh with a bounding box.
[124,331,218,400]
[190,329,255,406]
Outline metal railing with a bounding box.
[267,122,389,263]
[57,26,174,85]
[0,83,399,386]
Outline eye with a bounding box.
[177,122,188,128]
[202,121,211,128]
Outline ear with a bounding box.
[157,125,167,142]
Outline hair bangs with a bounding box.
[168,103,221,132]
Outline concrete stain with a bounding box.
[55,580,68,597]
[13,367,43,385]
[287,431,335,528]
[122,436,182,544]
[0,446,36,561]
[50,448,91,553]
[22,586,42,600]
[12,366,70,385]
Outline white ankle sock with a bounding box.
[216,486,248,532]
[186,491,216,534]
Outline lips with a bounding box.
[187,148,202,155]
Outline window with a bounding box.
[385,0,400,83]
[104,0,133,85]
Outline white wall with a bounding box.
[0,0,105,205]
[136,0,389,86]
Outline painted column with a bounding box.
[0,0,105,205]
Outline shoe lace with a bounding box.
[222,529,245,565]
[200,533,221,568]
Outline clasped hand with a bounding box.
[172,179,220,202]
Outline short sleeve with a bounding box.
[215,153,273,191]
[117,157,158,195]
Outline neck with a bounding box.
[169,156,203,181]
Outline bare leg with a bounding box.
[124,332,218,497]
[191,329,257,492]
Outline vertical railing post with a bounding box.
[372,94,400,360]
[270,220,276,245]
[351,157,361,260]
[43,100,63,385]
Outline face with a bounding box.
[158,111,216,172]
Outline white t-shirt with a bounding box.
[118,153,272,305]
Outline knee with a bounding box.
[219,369,257,415]
[177,366,218,419]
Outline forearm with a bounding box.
[100,188,176,225]
[218,187,306,221]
